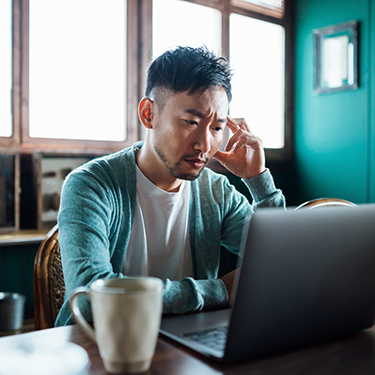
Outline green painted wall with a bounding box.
[294,0,374,204]
[371,0,375,202]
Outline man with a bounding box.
[55,46,285,326]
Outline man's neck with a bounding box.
[135,146,182,193]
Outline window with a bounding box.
[229,14,285,149]
[0,0,12,138]
[152,0,222,58]
[4,0,139,152]
[28,0,127,142]
[3,0,291,160]
[151,0,291,159]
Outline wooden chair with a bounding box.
[295,198,357,210]
[33,224,65,330]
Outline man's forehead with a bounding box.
[189,85,229,102]
[177,88,228,112]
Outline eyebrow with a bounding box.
[185,108,227,124]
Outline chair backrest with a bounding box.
[33,224,65,330]
[295,198,357,210]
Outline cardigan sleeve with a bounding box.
[219,168,285,257]
[162,278,229,314]
[55,162,131,326]
[161,168,286,315]
[243,168,286,209]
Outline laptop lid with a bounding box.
[160,204,375,362]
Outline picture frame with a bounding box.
[33,152,98,229]
[314,20,358,94]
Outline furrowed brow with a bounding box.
[185,108,206,118]
[217,117,228,124]
[185,109,227,124]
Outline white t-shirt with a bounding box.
[123,165,193,280]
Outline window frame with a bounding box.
[0,0,20,148]
[2,0,294,162]
[1,0,140,154]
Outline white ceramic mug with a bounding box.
[69,277,163,374]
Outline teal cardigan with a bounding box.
[55,142,285,326]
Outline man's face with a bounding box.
[149,87,228,181]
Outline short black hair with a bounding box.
[145,46,233,106]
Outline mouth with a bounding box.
[184,158,207,169]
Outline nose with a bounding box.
[192,126,211,155]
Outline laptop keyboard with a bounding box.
[183,325,228,352]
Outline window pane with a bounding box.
[29,0,126,141]
[0,0,12,138]
[152,0,222,59]
[230,14,285,149]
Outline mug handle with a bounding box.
[69,286,96,342]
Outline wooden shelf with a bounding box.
[0,229,48,247]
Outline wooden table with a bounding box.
[1,323,375,374]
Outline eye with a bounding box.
[213,126,224,132]
[185,120,198,125]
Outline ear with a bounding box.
[138,97,154,129]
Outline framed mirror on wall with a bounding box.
[314,20,359,94]
[0,151,20,233]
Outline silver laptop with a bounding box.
[160,204,375,363]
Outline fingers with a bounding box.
[225,117,263,153]
[226,116,250,132]
[213,149,227,164]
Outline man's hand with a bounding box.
[214,117,266,180]
[220,269,239,306]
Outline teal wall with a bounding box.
[294,0,374,203]
[371,1,375,203]
[0,244,39,313]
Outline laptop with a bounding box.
[160,204,375,363]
